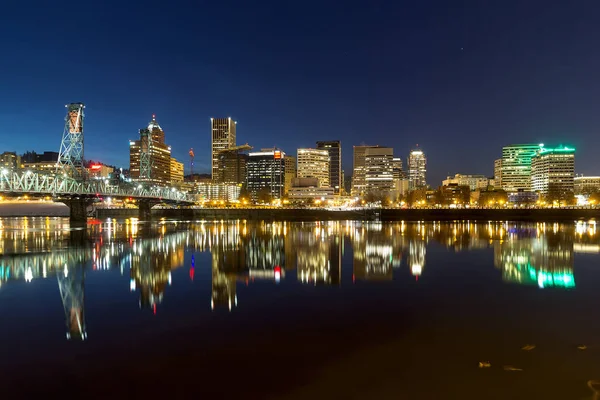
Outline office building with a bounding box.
[352,145,380,196]
[442,174,490,191]
[170,158,184,183]
[297,148,330,187]
[215,147,249,185]
[288,177,335,201]
[408,147,427,190]
[246,148,286,201]
[129,115,172,184]
[87,164,114,179]
[284,155,296,195]
[23,151,59,173]
[531,145,575,199]
[365,147,394,193]
[494,159,502,188]
[0,152,21,170]
[211,117,237,180]
[316,140,342,194]
[574,176,600,195]
[501,144,541,192]
[195,183,240,202]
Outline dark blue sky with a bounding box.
[2,0,600,184]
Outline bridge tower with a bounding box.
[57,263,87,340]
[57,103,86,179]
[139,127,152,180]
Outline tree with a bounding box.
[257,187,272,204]
[238,185,251,204]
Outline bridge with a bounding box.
[0,103,195,222]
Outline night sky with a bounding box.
[2,1,600,185]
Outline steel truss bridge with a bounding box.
[0,169,192,203]
[0,102,196,221]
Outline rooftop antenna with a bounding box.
[189,148,195,178]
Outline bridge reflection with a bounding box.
[0,218,598,339]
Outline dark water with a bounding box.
[1,217,599,399]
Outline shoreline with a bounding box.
[0,202,598,222]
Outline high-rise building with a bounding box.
[494,159,503,188]
[408,147,427,190]
[216,148,249,185]
[211,117,237,180]
[352,145,380,196]
[284,155,296,195]
[365,147,394,193]
[501,144,541,193]
[170,158,184,183]
[296,148,330,187]
[129,115,172,184]
[316,141,341,194]
[0,152,21,170]
[246,148,286,201]
[531,145,575,199]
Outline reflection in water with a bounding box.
[0,218,598,339]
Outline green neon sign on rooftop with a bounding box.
[538,144,575,154]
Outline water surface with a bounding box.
[0,218,599,399]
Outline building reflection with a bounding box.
[494,224,575,288]
[0,217,599,338]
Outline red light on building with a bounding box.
[274,266,281,273]
[90,164,102,170]
[274,151,281,159]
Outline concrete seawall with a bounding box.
[94,207,600,222]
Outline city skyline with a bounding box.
[2,2,600,185]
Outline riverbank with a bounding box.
[95,206,600,222]
[1,203,598,222]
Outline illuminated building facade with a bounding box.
[352,145,380,196]
[129,115,172,184]
[442,174,490,191]
[195,183,241,202]
[23,151,59,173]
[408,147,427,190]
[501,143,541,193]
[297,148,330,187]
[365,147,394,194]
[211,117,237,180]
[316,140,342,194]
[531,145,575,199]
[0,152,21,170]
[170,157,184,183]
[246,148,286,200]
[494,158,502,188]
[574,176,600,195]
[87,164,114,179]
[216,149,248,185]
[284,155,296,195]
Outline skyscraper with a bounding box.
[211,117,237,180]
[408,147,427,190]
[352,145,380,196]
[501,144,541,192]
[284,155,297,195]
[316,141,342,194]
[215,147,250,185]
[365,147,394,194]
[246,148,286,201]
[297,148,330,187]
[494,158,503,188]
[531,145,575,200]
[129,115,172,184]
